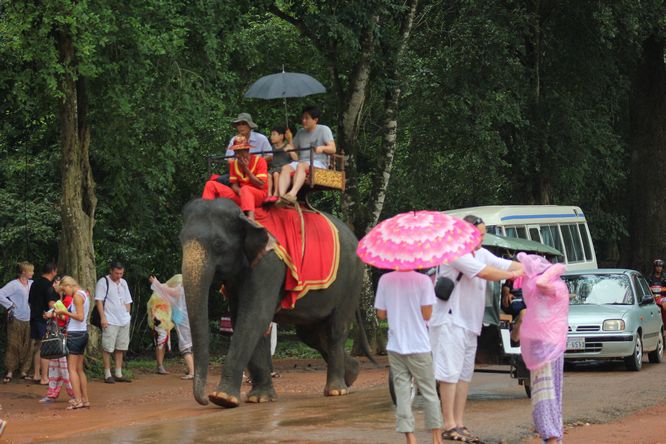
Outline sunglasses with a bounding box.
[471,217,484,226]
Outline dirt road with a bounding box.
[1,357,666,443]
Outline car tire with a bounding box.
[625,334,643,371]
[648,331,664,364]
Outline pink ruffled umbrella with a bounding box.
[357,211,482,270]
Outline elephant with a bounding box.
[180,198,371,408]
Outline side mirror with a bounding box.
[641,295,655,305]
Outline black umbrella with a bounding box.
[244,69,326,128]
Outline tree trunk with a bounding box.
[352,2,419,356]
[628,35,666,270]
[368,0,418,229]
[340,22,376,234]
[55,28,99,351]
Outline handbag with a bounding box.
[434,272,463,301]
[91,276,109,329]
[40,319,68,359]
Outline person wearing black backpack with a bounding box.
[94,262,133,384]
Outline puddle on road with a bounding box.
[44,388,396,444]
[41,380,529,443]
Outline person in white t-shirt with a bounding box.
[277,106,336,204]
[95,262,133,383]
[431,215,523,443]
[375,270,443,444]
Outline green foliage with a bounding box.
[1,0,664,356]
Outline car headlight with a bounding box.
[603,319,625,331]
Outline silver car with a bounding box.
[562,269,664,370]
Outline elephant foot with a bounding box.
[208,391,240,408]
[324,385,349,396]
[344,357,361,387]
[246,386,277,403]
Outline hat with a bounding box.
[230,135,251,151]
[232,112,258,129]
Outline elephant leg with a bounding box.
[325,317,352,396]
[210,255,285,408]
[296,323,350,397]
[246,334,277,404]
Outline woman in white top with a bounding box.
[54,276,90,410]
[0,261,34,383]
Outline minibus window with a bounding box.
[505,227,517,238]
[541,225,564,254]
[516,226,527,239]
[486,225,500,235]
[561,224,584,262]
[578,223,592,261]
[528,227,542,242]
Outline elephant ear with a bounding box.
[240,214,269,266]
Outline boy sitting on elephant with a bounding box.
[201,135,268,220]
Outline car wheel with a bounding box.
[625,334,643,371]
[648,330,664,364]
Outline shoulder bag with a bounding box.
[40,318,68,359]
[434,272,464,301]
[91,276,109,329]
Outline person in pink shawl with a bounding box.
[515,252,568,444]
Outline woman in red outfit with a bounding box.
[201,135,268,220]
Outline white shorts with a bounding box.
[102,324,130,353]
[288,160,327,170]
[430,322,478,383]
[175,322,192,355]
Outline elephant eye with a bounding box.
[212,239,226,253]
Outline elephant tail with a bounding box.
[355,308,379,366]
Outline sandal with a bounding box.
[458,427,482,443]
[67,400,84,410]
[441,428,470,442]
[271,372,280,378]
[282,194,297,204]
[2,374,12,384]
[180,374,194,380]
[81,401,91,408]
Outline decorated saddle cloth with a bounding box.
[255,206,340,309]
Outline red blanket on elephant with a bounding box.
[255,207,340,309]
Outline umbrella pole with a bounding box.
[283,97,288,129]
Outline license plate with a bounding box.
[567,337,585,351]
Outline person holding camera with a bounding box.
[431,216,523,443]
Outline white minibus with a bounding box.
[445,205,597,271]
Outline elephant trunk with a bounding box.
[182,239,214,405]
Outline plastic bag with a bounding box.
[517,252,569,371]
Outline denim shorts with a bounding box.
[67,331,89,355]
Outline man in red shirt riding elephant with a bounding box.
[201,135,268,220]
